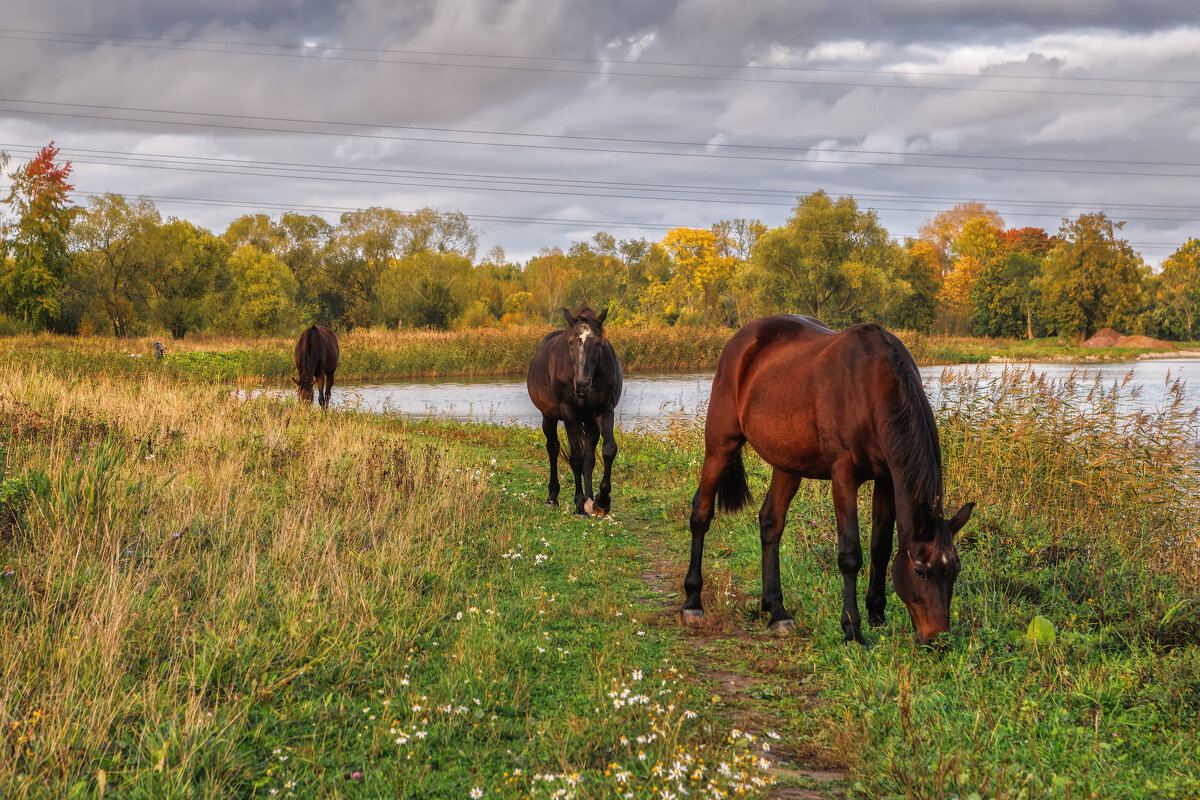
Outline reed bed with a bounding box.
[0,325,731,384]
[937,365,1200,590]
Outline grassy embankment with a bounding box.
[3,328,1198,386]
[1,349,1199,797]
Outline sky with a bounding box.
[1,1,1198,266]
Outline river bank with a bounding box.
[3,328,1199,384]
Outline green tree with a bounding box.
[747,191,906,328]
[379,251,473,330]
[145,220,229,338]
[219,244,298,334]
[1155,238,1200,340]
[968,228,1053,339]
[1037,213,1145,341]
[70,194,160,336]
[0,143,74,328]
[885,239,941,332]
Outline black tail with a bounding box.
[715,447,752,513]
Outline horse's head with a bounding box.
[892,501,974,646]
[292,376,314,404]
[562,305,608,396]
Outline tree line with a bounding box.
[2,143,1198,341]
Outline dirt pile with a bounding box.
[1081,329,1175,350]
[1082,328,1121,348]
[1115,334,1175,350]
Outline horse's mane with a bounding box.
[572,304,602,323]
[297,325,322,380]
[882,335,944,514]
[570,304,609,343]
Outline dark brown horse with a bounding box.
[293,325,339,408]
[682,315,973,645]
[527,305,623,515]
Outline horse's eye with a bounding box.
[913,568,928,580]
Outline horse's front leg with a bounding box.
[832,461,866,644]
[593,410,618,513]
[866,474,896,628]
[563,420,587,514]
[759,469,801,634]
[541,415,561,506]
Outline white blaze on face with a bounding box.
[577,327,593,344]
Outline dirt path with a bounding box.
[631,513,849,800]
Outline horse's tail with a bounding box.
[715,446,752,513]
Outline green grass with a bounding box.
[0,353,1197,799]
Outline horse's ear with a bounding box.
[597,307,608,325]
[562,308,576,327]
[948,502,975,535]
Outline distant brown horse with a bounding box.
[682,315,973,645]
[293,325,339,408]
[527,305,623,515]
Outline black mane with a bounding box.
[883,335,944,514]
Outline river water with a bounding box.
[314,358,1200,430]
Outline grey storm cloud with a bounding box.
[2,0,1199,263]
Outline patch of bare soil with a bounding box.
[636,528,849,799]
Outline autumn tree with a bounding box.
[1037,213,1145,341]
[0,143,74,328]
[748,191,905,328]
[657,227,739,324]
[918,201,1005,278]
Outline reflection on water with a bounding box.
[253,359,1200,430]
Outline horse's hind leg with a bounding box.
[563,419,587,514]
[865,474,896,627]
[320,370,335,409]
[541,415,561,506]
[760,469,801,634]
[681,437,745,624]
[579,416,600,513]
[832,460,866,645]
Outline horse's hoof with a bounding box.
[769,619,795,636]
[583,498,596,515]
[545,499,558,507]
[680,609,704,626]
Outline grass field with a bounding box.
[1,351,1198,798]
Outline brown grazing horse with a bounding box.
[293,325,339,408]
[682,315,973,645]
[527,305,623,515]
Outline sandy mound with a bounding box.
[1082,328,1122,348]
[1115,335,1175,350]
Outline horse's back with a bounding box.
[317,326,339,372]
[709,315,912,478]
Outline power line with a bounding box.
[9,141,1192,214]
[5,140,1194,230]
[2,27,1197,99]
[65,189,1185,252]
[3,99,1200,178]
